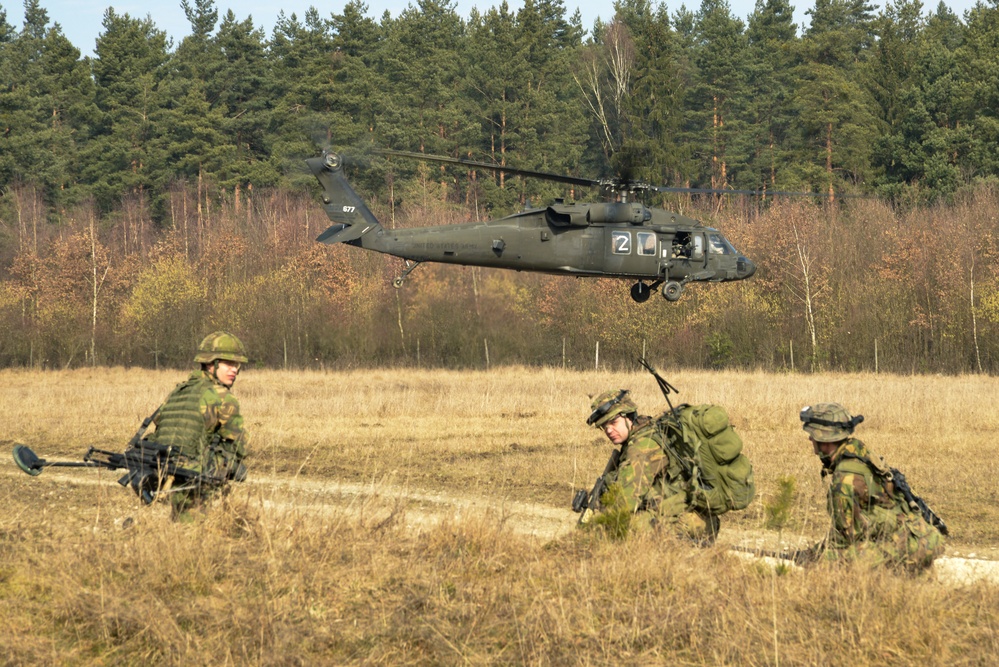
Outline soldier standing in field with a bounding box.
[800,403,945,569]
[147,331,250,521]
[581,389,720,541]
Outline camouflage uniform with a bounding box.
[586,390,719,540]
[802,403,944,570]
[149,332,249,519]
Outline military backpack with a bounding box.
[656,404,756,515]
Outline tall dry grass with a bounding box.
[1,366,997,664]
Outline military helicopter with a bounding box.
[306,149,756,303]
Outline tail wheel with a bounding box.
[662,281,683,302]
[630,282,652,303]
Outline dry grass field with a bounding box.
[1,366,997,664]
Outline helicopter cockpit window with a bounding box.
[611,231,631,255]
[637,232,657,256]
[691,234,704,260]
[708,233,736,255]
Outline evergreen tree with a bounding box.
[686,0,751,190]
[84,9,170,212]
[869,2,968,201]
[211,10,276,189]
[464,3,532,210]
[956,2,999,180]
[158,0,233,196]
[181,0,218,41]
[745,0,800,192]
[378,0,469,154]
[616,0,690,187]
[511,0,586,191]
[268,8,337,182]
[0,1,96,208]
[328,2,386,148]
[791,0,881,195]
[0,4,15,43]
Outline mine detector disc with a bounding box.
[12,444,44,476]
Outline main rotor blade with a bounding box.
[376,149,872,199]
[650,185,871,199]
[378,149,601,189]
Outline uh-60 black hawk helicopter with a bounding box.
[306,149,756,303]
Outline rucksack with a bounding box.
[656,404,756,515]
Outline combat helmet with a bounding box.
[587,389,638,427]
[194,331,248,364]
[800,403,864,442]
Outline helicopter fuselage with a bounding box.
[307,151,755,302]
[351,205,753,284]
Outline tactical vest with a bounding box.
[150,375,212,461]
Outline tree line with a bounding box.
[4,0,999,209]
[1,0,998,372]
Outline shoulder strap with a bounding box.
[837,451,900,506]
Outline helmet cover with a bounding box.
[800,402,863,442]
[194,331,248,364]
[588,389,638,427]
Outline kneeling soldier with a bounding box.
[581,389,720,541]
[801,403,944,570]
[148,331,250,521]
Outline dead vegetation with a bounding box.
[1,366,997,664]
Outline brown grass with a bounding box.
[1,366,997,664]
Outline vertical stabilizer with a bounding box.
[307,152,382,244]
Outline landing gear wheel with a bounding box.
[393,260,422,288]
[662,281,683,302]
[630,282,652,303]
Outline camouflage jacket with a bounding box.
[602,416,687,514]
[149,369,248,472]
[822,438,943,568]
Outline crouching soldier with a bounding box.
[148,331,250,521]
[577,389,721,542]
[800,403,945,570]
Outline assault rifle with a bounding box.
[11,410,245,504]
[728,543,823,566]
[890,467,949,536]
[572,448,621,524]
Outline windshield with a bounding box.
[708,233,736,255]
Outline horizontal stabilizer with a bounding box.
[316,222,374,244]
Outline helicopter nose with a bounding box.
[737,256,756,278]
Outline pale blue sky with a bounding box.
[4,0,986,57]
